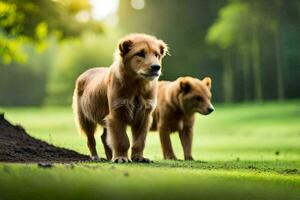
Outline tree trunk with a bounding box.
[223,50,234,103]
[241,47,250,102]
[274,22,285,100]
[251,30,263,102]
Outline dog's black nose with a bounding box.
[207,107,214,114]
[151,64,161,71]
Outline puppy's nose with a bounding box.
[151,64,161,72]
[207,106,214,114]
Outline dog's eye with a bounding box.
[154,52,159,58]
[135,50,145,58]
[195,96,203,101]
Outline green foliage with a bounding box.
[2,0,99,38]
[0,35,27,64]
[0,1,23,35]
[35,22,48,40]
[205,0,300,102]
[206,2,251,49]
[0,1,26,63]
[35,22,49,52]
[0,0,103,64]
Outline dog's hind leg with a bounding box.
[101,128,112,160]
[86,126,98,160]
[76,107,98,160]
[82,118,98,160]
[73,86,98,160]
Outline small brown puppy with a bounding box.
[73,33,168,163]
[151,76,214,160]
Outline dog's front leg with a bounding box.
[179,126,194,161]
[159,127,177,160]
[131,112,152,163]
[107,113,130,163]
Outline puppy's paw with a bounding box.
[112,156,130,163]
[131,155,153,163]
[184,156,194,161]
[164,155,177,160]
[91,155,100,161]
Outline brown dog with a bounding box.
[151,76,214,160]
[72,33,168,163]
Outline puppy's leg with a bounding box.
[101,128,112,160]
[179,126,194,160]
[107,115,130,163]
[81,118,98,160]
[87,132,98,160]
[131,114,152,163]
[75,106,98,160]
[159,127,177,160]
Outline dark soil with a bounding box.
[0,113,90,163]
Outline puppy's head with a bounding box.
[117,33,168,81]
[177,76,214,115]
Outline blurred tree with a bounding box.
[0,1,26,63]
[272,2,284,100]
[207,0,300,102]
[0,0,102,64]
[46,31,121,105]
[0,37,57,106]
[206,2,263,102]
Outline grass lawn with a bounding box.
[0,101,300,200]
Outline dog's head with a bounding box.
[177,76,214,115]
[117,33,168,81]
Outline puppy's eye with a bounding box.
[195,96,203,101]
[135,50,145,58]
[154,52,159,58]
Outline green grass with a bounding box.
[1,101,300,200]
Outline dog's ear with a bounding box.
[119,39,133,57]
[202,77,212,89]
[159,40,169,57]
[180,79,191,93]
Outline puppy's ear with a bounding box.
[119,39,133,57]
[159,40,169,57]
[202,77,212,89]
[180,79,191,93]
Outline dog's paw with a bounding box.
[131,156,153,163]
[112,156,130,163]
[185,156,194,161]
[91,155,100,161]
[164,155,177,160]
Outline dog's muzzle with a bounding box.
[141,64,161,78]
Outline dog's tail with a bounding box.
[72,81,96,137]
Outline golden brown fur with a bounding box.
[151,76,214,160]
[73,33,168,163]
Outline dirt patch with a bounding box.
[0,113,90,163]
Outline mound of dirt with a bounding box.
[0,113,90,163]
